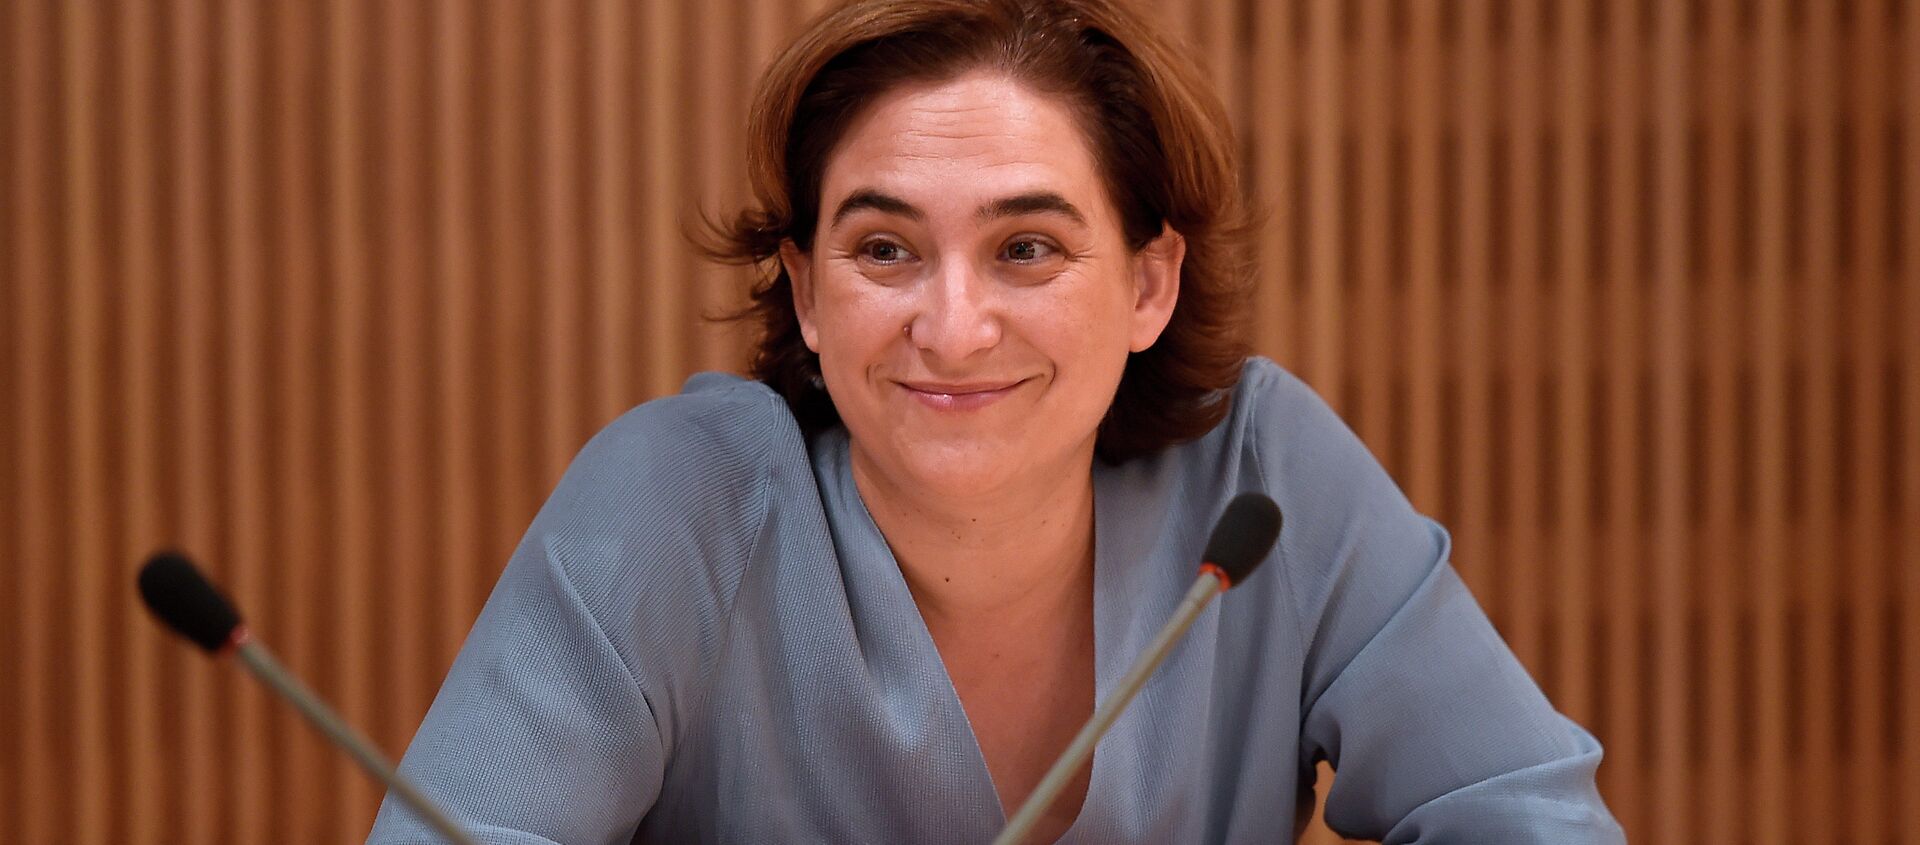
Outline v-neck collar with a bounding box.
[811,426,1119,843]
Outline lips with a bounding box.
[897,378,1028,411]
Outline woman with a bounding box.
[370,0,1622,842]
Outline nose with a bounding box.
[905,258,1001,362]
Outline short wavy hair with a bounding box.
[705,0,1255,462]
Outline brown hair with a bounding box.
[705,0,1255,462]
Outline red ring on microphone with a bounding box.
[1198,562,1232,590]
[220,624,254,656]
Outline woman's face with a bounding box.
[781,71,1182,501]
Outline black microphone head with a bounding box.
[138,552,243,653]
[1202,493,1283,587]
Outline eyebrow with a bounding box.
[977,192,1088,226]
[827,188,1089,229]
[829,189,922,228]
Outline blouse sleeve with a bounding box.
[366,381,776,844]
[1246,361,1624,843]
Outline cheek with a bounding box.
[810,275,909,373]
[1022,277,1137,369]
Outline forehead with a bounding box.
[818,72,1110,224]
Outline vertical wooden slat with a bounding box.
[589,0,634,426]
[480,0,536,606]
[1700,0,1746,837]
[741,0,791,389]
[1352,0,1390,457]
[216,0,271,837]
[1403,0,1443,514]
[1504,0,1547,681]
[1599,0,1645,832]
[112,0,163,838]
[323,0,378,830]
[165,0,222,838]
[1249,0,1295,367]
[58,0,111,837]
[11,0,57,840]
[1844,1,1891,837]
[1752,0,1793,838]
[691,0,733,372]
[1648,0,1691,840]
[1453,0,1494,597]
[1795,3,1842,838]
[1302,0,1343,401]
[744,0,788,138]
[1551,0,1596,728]
[88,8,123,838]
[375,0,434,763]
[718,0,752,372]
[637,0,684,397]
[428,0,484,677]
[536,0,586,484]
[266,2,329,837]
[0,0,16,823]
[1901,0,1920,829]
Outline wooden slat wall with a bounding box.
[2,1,1916,842]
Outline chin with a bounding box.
[837,391,1103,499]
[857,429,1039,500]
[904,443,1026,496]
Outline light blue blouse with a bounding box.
[368,357,1622,843]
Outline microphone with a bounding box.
[137,552,479,845]
[990,492,1283,845]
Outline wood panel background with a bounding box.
[2,0,1915,842]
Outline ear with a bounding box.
[1127,225,1184,352]
[779,240,822,352]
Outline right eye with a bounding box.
[860,238,909,264]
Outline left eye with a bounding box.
[1003,238,1056,262]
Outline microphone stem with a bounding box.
[991,570,1225,845]
[234,641,478,845]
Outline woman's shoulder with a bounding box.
[555,372,801,503]
[1211,353,1446,596]
[1226,356,1395,495]
[1207,355,1437,558]
[1225,355,1335,440]
[585,372,796,466]
[1120,355,1429,573]
[522,373,810,610]
[1220,356,1368,480]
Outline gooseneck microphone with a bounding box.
[991,492,1283,845]
[137,553,478,845]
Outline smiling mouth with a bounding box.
[897,378,1029,411]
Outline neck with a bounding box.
[850,444,1097,626]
